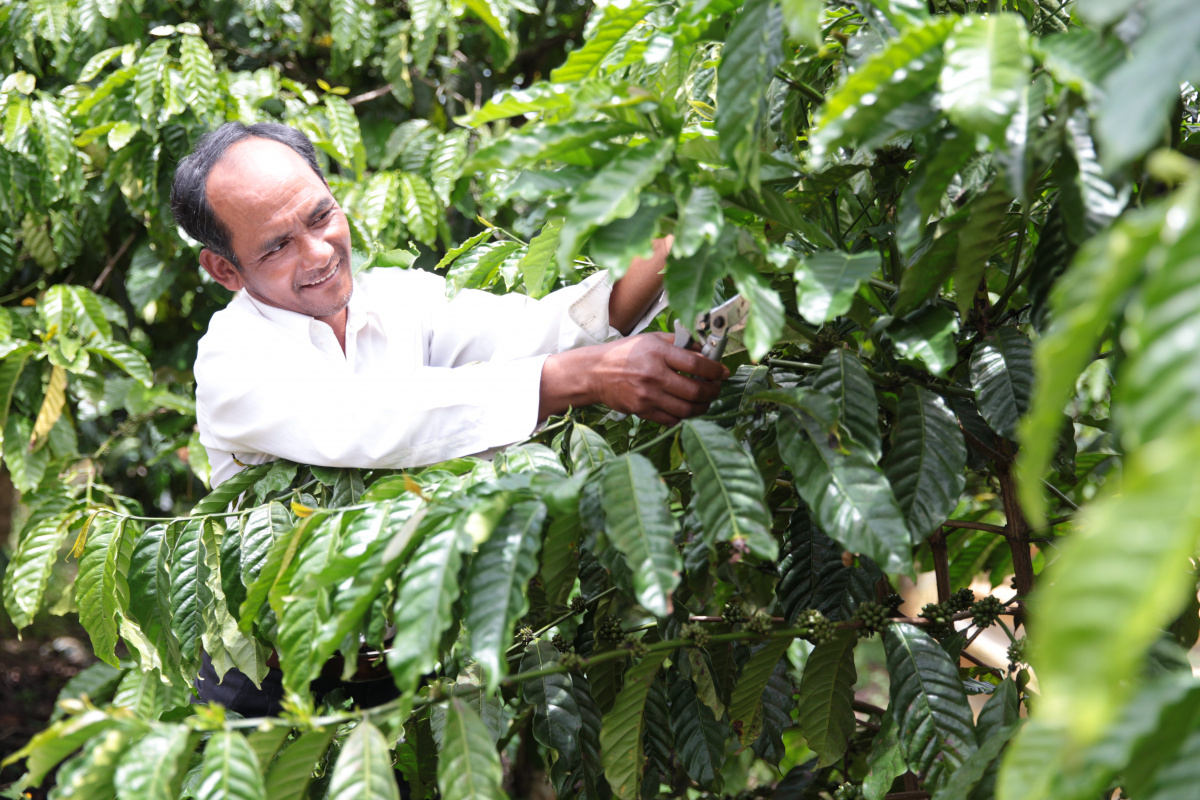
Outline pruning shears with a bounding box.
[673,294,751,361]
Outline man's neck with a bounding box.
[315,307,349,353]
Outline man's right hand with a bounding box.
[540,332,730,426]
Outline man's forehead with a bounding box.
[205,138,329,239]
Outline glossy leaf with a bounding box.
[169,520,208,669]
[557,139,675,271]
[520,640,581,758]
[76,516,127,667]
[600,454,681,616]
[728,638,791,745]
[438,698,506,800]
[953,184,1011,319]
[887,306,959,377]
[883,386,967,542]
[939,14,1031,142]
[86,341,153,387]
[197,732,267,800]
[810,17,956,166]
[885,623,977,784]
[970,327,1033,442]
[388,526,463,693]
[114,724,192,800]
[715,0,784,185]
[797,630,858,766]
[328,721,400,800]
[776,406,912,575]
[793,251,881,325]
[3,510,74,630]
[673,185,724,260]
[600,652,667,800]
[682,419,776,559]
[812,349,881,462]
[1029,433,1200,742]
[264,729,335,800]
[466,500,546,687]
[550,0,653,83]
[668,671,727,787]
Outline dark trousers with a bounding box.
[195,653,410,797]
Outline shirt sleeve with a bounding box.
[195,315,548,471]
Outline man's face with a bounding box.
[200,138,354,322]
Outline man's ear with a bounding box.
[199,249,244,292]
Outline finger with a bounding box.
[659,371,722,404]
[663,346,730,381]
[656,394,711,421]
[639,409,680,427]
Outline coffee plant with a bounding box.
[2,0,1200,798]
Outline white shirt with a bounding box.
[195,267,665,487]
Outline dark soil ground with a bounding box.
[0,615,96,792]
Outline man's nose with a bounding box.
[297,230,335,265]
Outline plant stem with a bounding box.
[930,528,950,603]
[941,519,1007,535]
[996,461,1036,616]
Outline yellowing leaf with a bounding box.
[29,365,66,453]
[291,501,315,517]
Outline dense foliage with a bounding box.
[2,0,1200,798]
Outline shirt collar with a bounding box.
[237,272,381,339]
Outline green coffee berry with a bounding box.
[970,595,1004,629]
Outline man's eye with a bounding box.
[315,210,332,224]
[269,241,287,254]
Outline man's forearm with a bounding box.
[608,236,671,335]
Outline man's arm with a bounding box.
[607,236,671,335]
[539,332,728,427]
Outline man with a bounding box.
[170,122,728,714]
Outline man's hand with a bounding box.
[540,332,730,426]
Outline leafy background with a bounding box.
[2,0,1200,798]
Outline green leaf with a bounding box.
[883,386,967,542]
[4,709,118,786]
[995,719,1070,800]
[430,129,470,204]
[518,218,563,299]
[112,669,172,719]
[683,419,776,559]
[32,97,75,183]
[953,184,1011,319]
[667,672,727,787]
[197,732,267,800]
[463,0,515,62]
[469,122,641,172]
[600,652,668,800]
[558,139,675,272]
[114,724,193,800]
[51,662,124,720]
[132,39,172,122]
[673,185,724,260]
[715,0,783,187]
[169,520,208,670]
[810,17,956,167]
[779,0,823,47]
[1059,109,1128,245]
[797,631,858,767]
[399,172,440,246]
[45,724,132,799]
[388,526,464,693]
[665,239,730,341]
[864,711,907,800]
[466,500,546,687]
[324,95,366,177]
[1095,0,1200,171]
[776,505,858,623]
[930,722,1020,800]
[126,524,182,670]
[728,638,791,745]
[970,327,1033,441]
[277,592,324,698]
[777,407,912,575]
[245,728,290,774]
[589,194,673,278]
[179,35,218,115]
[1035,30,1124,102]
[76,516,129,667]
[87,341,153,388]
[551,0,651,82]
[600,454,681,616]
[886,307,959,377]
[793,251,881,325]
[885,623,977,784]
[812,349,881,462]
[264,729,335,800]
[938,14,1031,143]
[1112,210,1200,450]
[520,640,581,758]
[730,257,786,363]
[438,697,506,800]
[3,510,73,630]
[4,415,51,492]
[328,721,400,800]
[1028,433,1200,743]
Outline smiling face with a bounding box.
[198,138,354,325]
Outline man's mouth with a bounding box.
[300,258,340,288]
